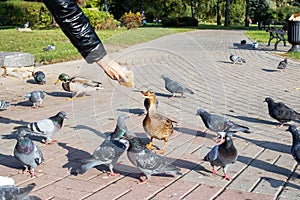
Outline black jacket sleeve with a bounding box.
[43,0,107,63]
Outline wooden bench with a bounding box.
[266,28,287,49]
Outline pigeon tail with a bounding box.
[76,159,105,174]
[183,87,194,95]
[164,165,182,176]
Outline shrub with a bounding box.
[82,8,119,30]
[0,1,50,27]
[162,16,198,27]
[120,11,142,30]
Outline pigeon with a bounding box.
[264,97,300,127]
[161,74,194,98]
[15,111,68,144]
[229,54,246,64]
[25,91,46,108]
[55,73,103,100]
[43,44,55,51]
[24,21,29,28]
[252,41,258,49]
[0,176,14,186]
[0,100,10,110]
[32,71,46,85]
[14,128,44,177]
[204,132,238,180]
[240,39,246,45]
[125,132,182,184]
[277,58,288,72]
[286,125,300,164]
[196,108,250,134]
[76,114,130,176]
[0,183,41,200]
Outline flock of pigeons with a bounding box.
[0,52,299,198]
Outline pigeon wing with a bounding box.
[204,145,219,161]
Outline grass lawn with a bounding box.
[245,29,300,60]
[0,27,193,64]
[0,24,299,64]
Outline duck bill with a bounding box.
[141,91,150,98]
[54,79,61,85]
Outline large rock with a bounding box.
[0,52,34,67]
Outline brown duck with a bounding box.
[142,90,176,154]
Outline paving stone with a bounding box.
[0,52,34,67]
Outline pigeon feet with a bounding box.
[109,172,120,176]
[138,174,147,184]
[212,167,217,176]
[45,140,58,145]
[223,174,231,181]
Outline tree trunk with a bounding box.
[217,0,221,25]
[245,0,249,27]
[224,0,230,26]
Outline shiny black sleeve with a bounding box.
[43,0,107,63]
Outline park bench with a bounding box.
[266,28,287,50]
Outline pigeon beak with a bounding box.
[55,79,61,85]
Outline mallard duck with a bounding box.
[141,89,159,114]
[55,73,103,100]
[142,90,176,154]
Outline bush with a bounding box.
[82,8,119,30]
[162,16,198,27]
[120,11,142,30]
[0,1,50,27]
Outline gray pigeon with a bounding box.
[264,97,300,127]
[15,111,68,144]
[76,114,130,176]
[161,74,194,98]
[277,58,288,72]
[24,91,45,108]
[204,132,238,180]
[32,71,46,85]
[196,108,250,134]
[0,100,10,110]
[229,54,246,64]
[24,21,29,28]
[286,125,300,164]
[125,133,182,184]
[14,128,44,177]
[43,44,55,51]
[0,183,41,200]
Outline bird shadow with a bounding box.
[0,117,28,125]
[233,43,253,50]
[260,176,300,190]
[225,114,278,126]
[155,92,173,98]
[220,60,234,64]
[45,91,71,98]
[262,68,279,73]
[71,125,106,139]
[57,142,139,178]
[117,108,144,115]
[1,132,44,144]
[26,79,37,84]
[174,127,214,138]
[234,134,290,154]
[237,155,292,177]
[0,153,23,170]
[14,101,32,107]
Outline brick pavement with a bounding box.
[1,29,300,199]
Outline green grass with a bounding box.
[245,29,300,60]
[0,27,193,64]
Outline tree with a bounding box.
[224,0,230,26]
